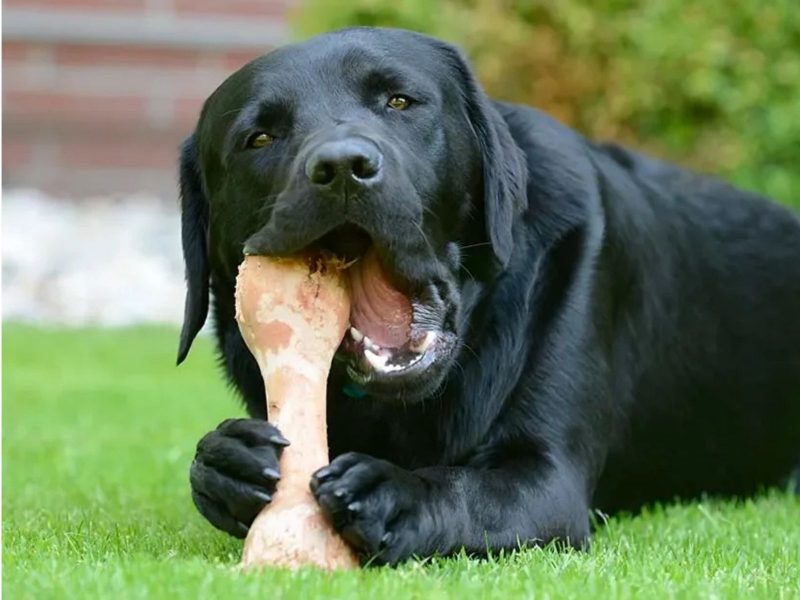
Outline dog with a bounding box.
[178,27,800,565]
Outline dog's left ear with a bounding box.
[176,133,210,365]
[436,42,528,268]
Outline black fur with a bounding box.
[177,134,209,364]
[181,28,800,564]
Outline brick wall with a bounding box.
[2,0,294,199]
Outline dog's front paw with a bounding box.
[310,452,427,565]
[190,418,287,538]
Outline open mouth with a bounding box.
[311,225,453,386]
[340,316,441,383]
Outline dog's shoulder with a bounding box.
[493,101,589,163]
[491,101,604,243]
[593,141,687,182]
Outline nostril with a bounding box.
[352,154,381,180]
[305,138,383,187]
[308,160,337,186]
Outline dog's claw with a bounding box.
[379,531,393,549]
[268,433,291,447]
[253,490,273,503]
[262,467,281,481]
[315,466,334,482]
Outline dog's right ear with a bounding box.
[176,134,210,365]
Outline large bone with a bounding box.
[235,254,358,570]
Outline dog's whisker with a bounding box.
[457,242,493,251]
[411,220,437,256]
[460,341,480,361]
[459,262,477,282]
[391,196,438,257]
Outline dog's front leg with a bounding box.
[310,452,590,565]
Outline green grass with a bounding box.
[3,324,799,599]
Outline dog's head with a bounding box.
[177,28,527,402]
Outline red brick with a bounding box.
[4,0,145,9]
[2,136,35,168]
[6,162,180,197]
[174,96,206,130]
[3,0,291,197]
[54,43,207,69]
[4,90,146,128]
[172,0,292,18]
[4,59,232,102]
[223,49,263,71]
[2,41,45,62]
[58,134,180,169]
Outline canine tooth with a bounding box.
[410,331,437,353]
[363,336,380,351]
[364,348,389,371]
[350,327,364,342]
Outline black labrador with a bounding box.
[178,27,800,565]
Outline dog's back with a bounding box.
[590,140,800,510]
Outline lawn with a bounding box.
[3,324,799,599]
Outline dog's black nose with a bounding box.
[305,138,383,187]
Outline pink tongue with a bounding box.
[349,248,412,348]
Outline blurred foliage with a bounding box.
[294,0,800,207]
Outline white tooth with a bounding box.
[411,331,437,353]
[365,349,424,374]
[350,327,364,342]
[363,336,380,351]
[364,348,389,371]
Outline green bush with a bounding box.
[293,0,800,208]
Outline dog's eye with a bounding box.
[247,132,274,148]
[387,95,412,111]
